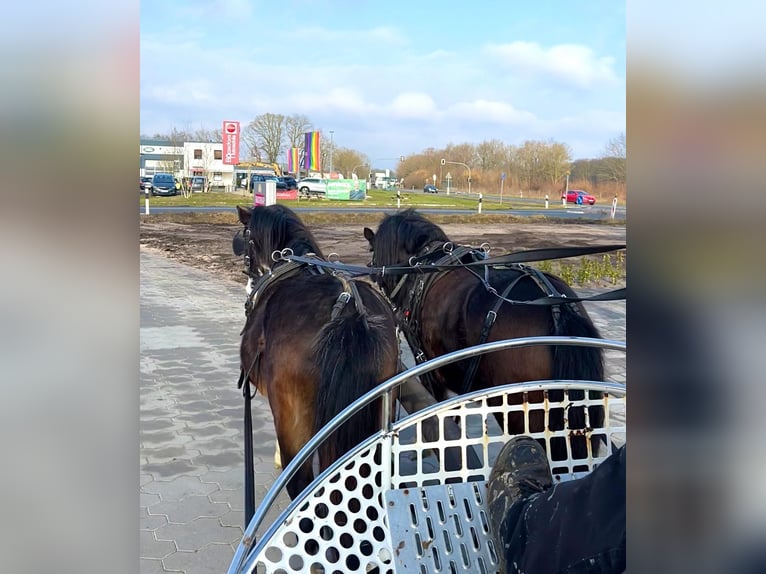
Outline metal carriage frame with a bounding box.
[228,336,626,574]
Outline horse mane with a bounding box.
[248,204,325,259]
[375,208,449,265]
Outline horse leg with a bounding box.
[272,405,316,500]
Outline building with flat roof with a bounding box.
[140,138,235,189]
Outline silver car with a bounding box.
[297,178,327,198]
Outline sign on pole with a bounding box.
[222,121,240,165]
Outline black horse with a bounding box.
[234,204,399,498]
[364,209,607,463]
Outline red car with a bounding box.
[562,190,596,205]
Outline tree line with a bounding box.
[143,115,625,196]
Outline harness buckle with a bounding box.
[486,309,497,325]
[337,291,351,304]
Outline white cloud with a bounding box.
[288,88,372,116]
[448,100,536,125]
[389,92,438,119]
[485,41,621,89]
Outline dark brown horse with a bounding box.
[364,209,606,463]
[234,204,399,499]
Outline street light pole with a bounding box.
[329,130,334,176]
[442,159,471,195]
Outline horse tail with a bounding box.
[551,302,607,457]
[313,312,395,468]
[551,302,604,382]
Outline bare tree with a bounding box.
[475,139,507,171]
[542,141,572,185]
[600,132,626,183]
[285,114,312,149]
[332,147,369,178]
[186,127,220,143]
[245,113,285,164]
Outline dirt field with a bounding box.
[139,212,626,288]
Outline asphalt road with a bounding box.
[141,204,626,221]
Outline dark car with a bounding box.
[281,176,298,191]
[250,174,281,192]
[140,176,153,191]
[424,184,438,194]
[562,189,596,205]
[151,173,177,196]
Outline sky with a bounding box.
[140,0,625,168]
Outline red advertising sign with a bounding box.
[222,121,240,165]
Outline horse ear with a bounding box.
[363,227,375,244]
[236,205,252,226]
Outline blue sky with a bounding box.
[141,0,625,168]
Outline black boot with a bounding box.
[487,436,553,569]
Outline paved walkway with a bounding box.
[140,249,626,574]
[140,250,289,574]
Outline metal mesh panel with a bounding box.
[386,482,499,574]
[243,382,625,573]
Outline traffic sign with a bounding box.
[501,172,506,180]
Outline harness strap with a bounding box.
[458,274,526,395]
[285,243,626,277]
[238,350,261,528]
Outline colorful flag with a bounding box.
[304,131,321,171]
[286,147,299,173]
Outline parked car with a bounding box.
[189,176,207,192]
[150,173,178,196]
[562,189,596,205]
[140,176,153,191]
[280,176,298,191]
[297,178,327,198]
[424,184,438,194]
[250,174,281,192]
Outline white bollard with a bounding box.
[477,193,483,214]
[397,189,401,209]
[611,196,618,219]
[562,194,567,208]
[144,188,150,215]
[545,194,549,209]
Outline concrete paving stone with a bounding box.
[151,495,230,524]
[144,446,202,463]
[143,459,209,480]
[142,407,183,420]
[212,407,242,419]
[141,430,194,447]
[141,492,161,508]
[140,530,177,559]
[186,438,242,458]
[209,489,242,510]
[162,543,238,574]
[200,467,245,490]
[140,512,169,531]
[139,558,167,574]
[219,509,245,529]
[194,451,243,469]
[140,419,189,433]
[173,411,221,425]
[170,399,216,411]
[185,424,240,439]
[141,473,154,486]
[143,475,219,501]
[156,517,243,551]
